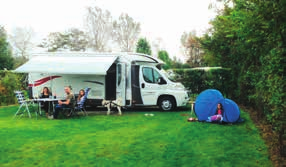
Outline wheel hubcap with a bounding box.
[162,100,172,110]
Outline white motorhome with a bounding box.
[15,52,189,111]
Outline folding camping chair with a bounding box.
[69,88,91,117]
[14,91,36,119]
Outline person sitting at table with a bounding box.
[49,86,75,119]
[39,87,52,117]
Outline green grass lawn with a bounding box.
[0,106,272,167]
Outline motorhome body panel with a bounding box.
[29,73,106,100]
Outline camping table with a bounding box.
[33,98,62,116]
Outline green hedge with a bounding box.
[173,68,233,98]
[0,71,27,106]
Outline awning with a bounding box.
[14,55,118,75]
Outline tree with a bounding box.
[208,0,233,14]
[136,38,152,55]
[39,32,69,52]
[113,13,141,52]
[13,56,28,69]
[65,28,88,51]
[84,6,113,52]
[0,26,14,70]
[201,0,286,159]
[9,27,34,59]
[180,31,203,67]
[158,50,172,69]
[39,28,88,52]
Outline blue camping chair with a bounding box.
[70,88,91,116]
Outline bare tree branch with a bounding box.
[84,6,113,52]
[9,27,34,59]
[180,31,203,67]
[113,13,141,52]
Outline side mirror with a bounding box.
[157,78,161,84]
[157,77,166,85]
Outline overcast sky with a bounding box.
[0,0,216,60]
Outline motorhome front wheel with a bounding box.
[159,97,175,111]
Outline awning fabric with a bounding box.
[14,55,118,75]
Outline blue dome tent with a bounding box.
[194,89,224,121]
[221,98,240,123]
[194,89,241,123]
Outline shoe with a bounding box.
[48,115,54,120]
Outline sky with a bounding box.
[0,0,216,61]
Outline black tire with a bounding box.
[158,97,176,111]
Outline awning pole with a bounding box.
[50,75,52,97]
[29,73,35,98]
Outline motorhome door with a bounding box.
[140,66,166,105]
[116,63,126,106]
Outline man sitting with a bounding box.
[49,86,75,119]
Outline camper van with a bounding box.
[15,52,189,111]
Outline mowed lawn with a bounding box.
[0,106,272,167]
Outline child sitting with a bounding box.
[207,103,223,122]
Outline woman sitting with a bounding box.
[77,89,85,106]
[66,89,86,117]
[39,87,52,117]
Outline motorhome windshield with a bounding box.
[159,69,177,82]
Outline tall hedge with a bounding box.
[200,0,286,158]
[173,68,232,97]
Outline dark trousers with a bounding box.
[54,104,69,119]
[41,101,52,114]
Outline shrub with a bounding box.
[0,71,26,106]
[173,68,232,97]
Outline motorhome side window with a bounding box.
[117,64,122,86]
[142,67,162,84]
